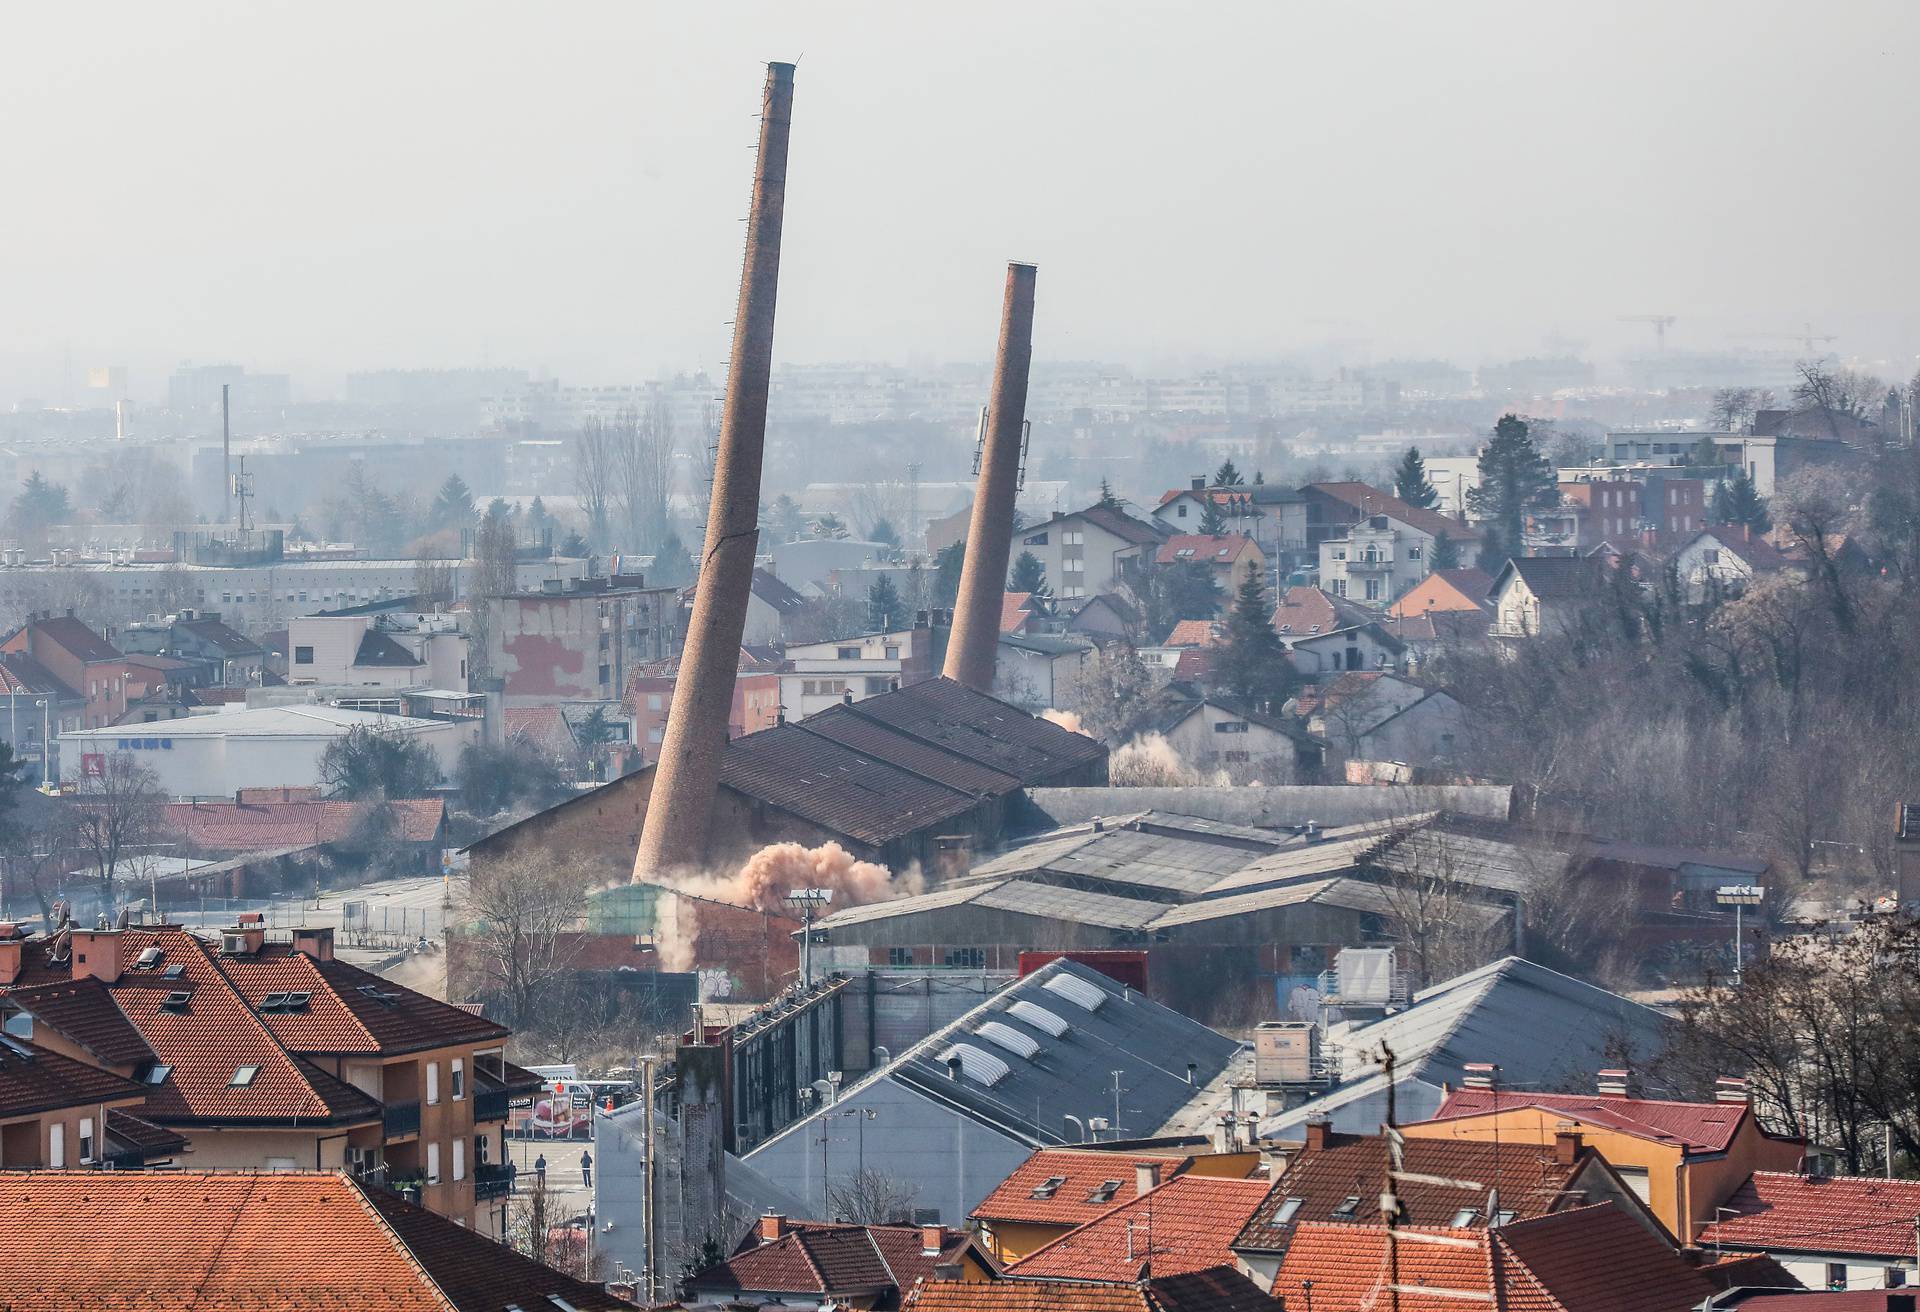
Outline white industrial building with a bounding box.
[59,703,478,799]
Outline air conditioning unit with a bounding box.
[221,934,248,956]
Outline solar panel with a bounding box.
[1042,973,1108,1012]
[1006,1000,1071,1037]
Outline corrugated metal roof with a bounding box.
[1373,826,1565,895]
[1021,785,1513,831]
[1148,876,1400,928]
[972,880,1165,930]
[846,677,1107,782]
[797,703,1022,796]
[719,723,983,847]
[1201,834,1384,898]
[813,880,998,929]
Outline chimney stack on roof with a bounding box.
[69,929,125,984]
[0,923,25,987]
[942,262,1038,693]
[920,1224,944,1256]
[292,926,335,962]
[758,1213,788,1245]
[1716,1076,1751,1104]
[633,62,797,881]
[1554,1130,1583,1165]
[1597,1068,1635,1097]
[1135,1162,1161,1197]
[1463,1062,1500,1091]
[1303,1119,1333,1153]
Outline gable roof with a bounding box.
[972,1147,1199,1228]
[1234,1131,1589,1254]
[1685,528,1797,573]
[214,946,509,1058]
[688,1220,976,1302]
[752,567,811,614]
[0,651,82,701]
[1007,1174,1271,1280]
[1697,1172,1920,1261]
[177,616,265,656]
[1271,586,1375,637]
[1163,619,1221,648]
[3,977,157,1067]
[1387,568,1496,618]
[908,1266,1279,1312]
[1002,592,1036,634]
[1155,533,1259,567]
[1425,1087,1762,1155]
[1061,504,1171,546]
[0,1169,630,1312]
[0,1032,147,1120]
[1495,555,1609,600]
[25,614,122,663]
[1307,483,1479,542]
[352,629,424,668]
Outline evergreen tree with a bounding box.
[1096,477,1123,510]
[1198,496,1229,536]
[1253,470,1265,485]
[1711,470,1771,534]
[1008,550,1047,594]
[1429,532,1463,571]
[559,529,589,557]
[1393,447,1439,509]
[933,540,966,609]
[1208,568,1295,712]
[1214,459,1245,486]
[763,494,805,544]
[526,496,552,545]
[429,474,475,530]
[869,517,900,550]
[1146,561,1225,637]
[868,575,904,630]
[651,530,694,588]
[1465,414,1557,573]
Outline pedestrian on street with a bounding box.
[534,1152,547,1187]
[581,1149,593,1188]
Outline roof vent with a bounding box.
[1042,973,1107,1012]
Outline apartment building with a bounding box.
[1016,504,1167,601]
[287,611,470,689]
[780,625,937,718]
[487,574,676,705]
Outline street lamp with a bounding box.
[1715,884,1765,986]
[785,888,834,987]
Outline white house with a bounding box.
[1150,697,1321,782]
[780,627,935,719]
[287,612,470,690]
[1284,623,1408,676]
[1014,505,1167,602]
[993,634,1091,711]
[1487,557,1608,638]
[1669,528,1799,603]
[59,703,478,799]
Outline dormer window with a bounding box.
[1086,1179,1121,1204]
[1273,1197,1303,1225]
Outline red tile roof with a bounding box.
[1426,1087,1754,1154]
[1007,1175,1270,1281]
[22,614,122,663]
[1234,1131,1588,1253]
[0,1170,629,1311]
[1001,592,1035,634]
[908,1266,1279,1312]
[689,1220,976,1302]
[104,1106,189,1158]
[3,977,156,1066]
[1273,1205,1714,1312]
[1271,586,1373,637]
[1155,534,1260,567]
[165,797,445,853]
[0,651,82,701]
[503,705,577,758]
[0,1032,146,1119]
[1162,619,1220,648]
[973,1148,1196,1228]
[1696,1171,1920,1261]
[215,946,509,1057]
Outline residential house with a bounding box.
[685,1215,995,1308]
[1284,622,1407,676]
[0,1170,631,1311]
[908,1269,1281,1312]
[1698,1172,1920,1291]
[1487,556,1610,637]
[1016,505,1169,602]
[740,960,1239,1223]
[746,567,811,645]
[1005,1172,1273,1281]
[1407,1076,1808,1246]
[781,625,938,718]
[486,574,675,705]
[1271,1205,1719,1312]
[1001,591,1040,636]
[1,612,144,730]
[0,651,84,783]
[0,920,531,1236]
[995,633,1092,711]
[1672,526,1801,602]
[971,1146,1264,1264]
[628,647,782,761]
[1155,534,1265,603]
[1297,672,1464,767]
[1148,695,1324,782]
[286,611,469,689]
[115,609,265,687]
[1231,1122,1663,1289]
[1062,592,1142,643]
[1387,568,1495,621]
[1270,585,1377,642]
[1318,512,1455,606]
[1301,482,1478,564]
[1557,478,1646,551]
[1155,479,1308,565]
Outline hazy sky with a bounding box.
[6,1,1919,399]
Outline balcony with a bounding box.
[474,1163,515,1201]
[383,1099,421,1139]
[475,1088,512,1124]
[1346,552,1395,571]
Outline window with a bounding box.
[597,664,610,686]
[1614,1165,1651,1203]
[1826,1264,1847,1290]
[452,1059,465,1100]
[1213,721,1249,734]
[1449,1207,1480,1227]
[1272,1197,1303,1224]
[887,947,915,966]
[1177,504,1188,517]
[1064,557,1084,573]
[837,646,861,660]
[230,1065,259,1087]
[453,1138,466,1182]
[1364,578,1380,601]
[883,645,900,660]
[1408,544,1422,560]
[1030,1175,1068,1200]
[1086,1179,1122,1204]
[427,1142,441,1185]
[50,1124,65,1168]
[79,1117,95,1164]
[294,647,314,665]
[1023,532,1049,547]
[426,1062,440,1105]
[1703,549,1720,565]
[1332,1195,1361,1218]
[647,694,662,711]
[647,727,663,744]
[944,947,985,969]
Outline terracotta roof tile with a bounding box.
[0,1032,146,1119]
[973,1148,1192,1228]
[691,1221,974,1301]
[1163,619,1220,648]
[1427,1088,1752,1154]
[3,976,156,1066]
[1307,482,1479,542]
[1273,1222,1495,1312]
[908,1267,1279,1312]
[1696,1171,1920,1261]
[165,797,445,853]
[0,1170,629,1311]
[1493,1204,1718,1311]
[1007,1175,1270,1281]
[104,1106,189,1158]
[216,947,509,1057]
[1155,534,1259,567]
[1001,592,1034,634]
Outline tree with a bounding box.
[763,494,805,545]
[650,531,694,589]
[1095,478,1123,510]
[1465,414,1557,573]
[1197,497,1228,536]
[428,474,475,531]
[573,416,617,552]
[811,513,848,540]
[457,739,573,815]
[1429,532,1462,571]
[932,540,966,609]
[1710,469,1771,534]
[826,1168,921,1225]
[71,753,165,909]
[467,502,519,680]
[868,575,904,630]
[1145,560,1225,637]
[525,495,553,547]
[318,726,440,800]
[1213,459,1244,486]
[1687,434,1722,470]
[1710,387,1762,433]
[1207,569,1295,712]
[412,545,457,610]
[868,517,900,553]
[612,402,675,554]
[456,849,596,1028]
[1794,361,1887,443]
[1393,447,1438,509]
[1008,551,1047,595]
[9,473,71,549]
[1064,642,1158,744]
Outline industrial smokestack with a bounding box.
[634,62,796,880]
[942,262,1037,691]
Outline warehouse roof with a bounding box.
[1146,876,1403,928]
[721,723,986,847]
[63,704,446,742]
[1020,785,1513,832]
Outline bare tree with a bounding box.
[1369,824,1512,989]
[826,1167,921,1225]
[612,402,675,555]
[466,507,520,681]
[71,753,167,911]
[454,849,596,1026]
[506,1177,602,1280]
[412,545,457,610]
[1793,361,1887,442]
[574,417,617,552]
[686,400,719,539]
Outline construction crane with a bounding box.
[1619,314,1677,351]
[1731,323,1838,356]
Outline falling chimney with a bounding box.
[292,926,335,962]
[1462,1062,1499,1091]
[633,63,796,880]
[1715,1076,1750,1104]
[941,262,1038,692]
[758,1213,788,1245]
[1596,1068,1634,1098]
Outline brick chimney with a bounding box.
[292,926,335,962]
[0,924,24,987]
[1715,1076,1750,1104]
[1303,1119,1333,1153]
[1135,1162,1162,1197]
[1462,1062,1500,1091]
[1192,477,1206,492]
[1596,1068,1635,1097]
[222,919,267,957]
[1554,1130,1583,1165]
[70,929,125,984]
[920,1224,944,1256]
[758,1214,788,1245]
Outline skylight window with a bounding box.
[1272,1197,1303,1224]
[937,1044,1010,1088]
[144,1064,171,1085]
[1449,1207,1481,1227]
[260,993,288,1012]
[133,947,162,970]
[1493,1210,1516,1226]
[230,1065,260,1087]
[1086,1179,1121,1204]
[1042,974,1108,1012]
[1332,1195,1361,1218]
[1006,1001,1071,1037]
[162,965,185,980]
[1029,1175,1068,1200]
[974,1021,1041,1060]
[160,991,191,1013]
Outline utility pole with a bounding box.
[222,383,231,527]
[640,1055,658,1305]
